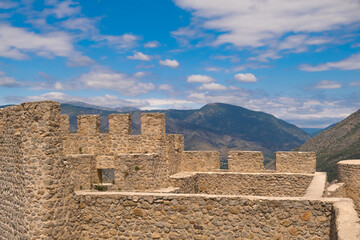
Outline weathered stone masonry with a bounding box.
[0,101,360,239]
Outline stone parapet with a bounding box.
[109,114,131,135]
[77,115,100,135]
[182,151,220,172]
[275,151,316,173]
[337,160,360,214]
[141,113,165,136]
[228,151,264,172]
[171,172,314,197]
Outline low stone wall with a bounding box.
[171,172,314,197]
[337,160,360,214]
[74,192,334,239]
[227,151,264,172]
[181,151,220,172]
[276,151,316,173]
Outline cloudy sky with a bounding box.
[0,0,360,128]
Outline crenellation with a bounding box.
[141,113,165,136]
[228,151,264,172]
[108,114,131,135]
[275,151,316,173]
[77,115,100,135]
[1,100,360,240]
[182,151,220,172]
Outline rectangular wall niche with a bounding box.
[97,169,115,183]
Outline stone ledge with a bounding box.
[170,171,315,178]
[337,160,360,165]
[333,200,360,240]
[74,190,352,203]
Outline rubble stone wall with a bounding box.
[74,192,334,240]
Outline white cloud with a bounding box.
[66,54,95,67]
[54,82,64,91]
[0,0,18,9]
[77,69,155,96]
[350,81,360,87]
[234,73,257,83]
[0,24,75,59]
[127,51,151,61]
[43,0,81,19]
[212,55,240,62]
[134,98,195,110]
[199,83,226,91]
[0,71,21,87]
[7,92,143,108]
[300,53,360,71]
[159,84,173,91]
[144,41,160,48]
[0,23,93,66]
[61,17,97,33]
[93,33,139,50]
[205,67,222,72]
[187,74,215,83]
[133,72,147,78]
[174,0,360,49]
[314,80,342,89]
[159,59,179,68]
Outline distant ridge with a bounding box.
[300,108,360,180]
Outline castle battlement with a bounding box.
[0,101,359,239]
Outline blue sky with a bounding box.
[0,0,360,128]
